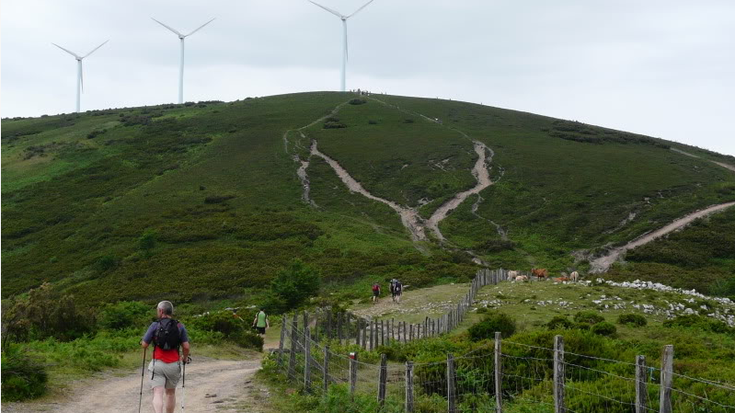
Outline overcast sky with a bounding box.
[2,0,734,155]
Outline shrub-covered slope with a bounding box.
[2,92,734,304]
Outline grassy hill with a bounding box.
[2,92,734,305]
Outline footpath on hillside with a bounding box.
[3,355,268,413]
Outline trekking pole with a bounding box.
[138,347,147,413]
[181,356,191,412]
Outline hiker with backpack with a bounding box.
[252,308,269,336]
[371,282,381,304]
[140,301,190,413]
[390,279,403,303]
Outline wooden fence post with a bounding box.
[303,311,309,348]
[304,327,312,393]
[369,320,374,351]
[326,310,332,340]
[447,353,457,413]
[659,345,674,413]
[635,355,647,413]
[323,345,330,394]
[495,332,503,413]
[405,361,415,413]
[278,316,287,368]
[362,321,368,349]
[349,352,358,400]
[356,319,361,347]
[288,313,298,380]
[553,335,565,413]
[378,354,387,408]
[338,312,343,343]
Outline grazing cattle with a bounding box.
[553,277,570,283]
[508,270,519,279]
[515,275,529,282]
[570,271,579,282]
[531,268,549,279]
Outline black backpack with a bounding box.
[154,318,181,351]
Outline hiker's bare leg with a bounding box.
[165,388,176,413]
[152,386,165,413]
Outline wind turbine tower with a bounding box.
[152,18,215,104]
[308,0,375,92]
[52,41,108,113]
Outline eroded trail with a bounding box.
[589,201,735,273]
[291,98,499,245]
[310,140,427,241]
[426,142,495,241]
[4,357,264,413]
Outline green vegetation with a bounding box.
[265,259,321,313]
[3,92,734,309]
[616,313,647,327]
[260,280,735,413]
[606,207,735,298]
[0,283,265,401]
[468,312,516,341]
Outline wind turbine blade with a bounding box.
[80,61,84,93]
[52,43,81,59]
[151,18,183,36]
[347,0,375,18]
[83,40,109,58]
[308,0,344,18]
[185,18,215,37]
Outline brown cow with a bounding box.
[553,277,570,283]
[531,268,549,279]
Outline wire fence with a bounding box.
[271,267,735,412]
[276,322,735,412]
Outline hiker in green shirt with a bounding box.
[252,309,269,336]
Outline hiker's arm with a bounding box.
[266,317,270,328]
[141,323,155,348]
[181,342,190,362]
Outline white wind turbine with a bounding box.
[308,0,375,92]
[52,41,108,113]
[151,17,216,104]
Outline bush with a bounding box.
[1,347,48,401]
[1,283,95,343]
[616,313,647,327]
[574,311,605,325]
[138,230,157,254]
[468,312,516,341]
[98,301,151,330]
[546,316,574,330]
[232,330,264,351]
[268,260,321,313]
[348,98,366,105]
[663,314,734,336]
[185,311,246,338]
[591,322,617,337]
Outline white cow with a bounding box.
[508,270,518,279]
[570,271,579,282]
[515,275,529,282]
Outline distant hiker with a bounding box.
[372,282,381,303]
[252,308,269,336]
[141,301,190,413]
[390,279,403,303]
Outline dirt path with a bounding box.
[3,357,265,413]
[589,201,735,273]
[426,142,494,241]
[310,140,428,241]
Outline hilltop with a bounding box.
[2,92,735,305]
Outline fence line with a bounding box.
[277,316,735,412]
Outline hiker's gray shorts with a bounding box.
[148,360,181,389]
